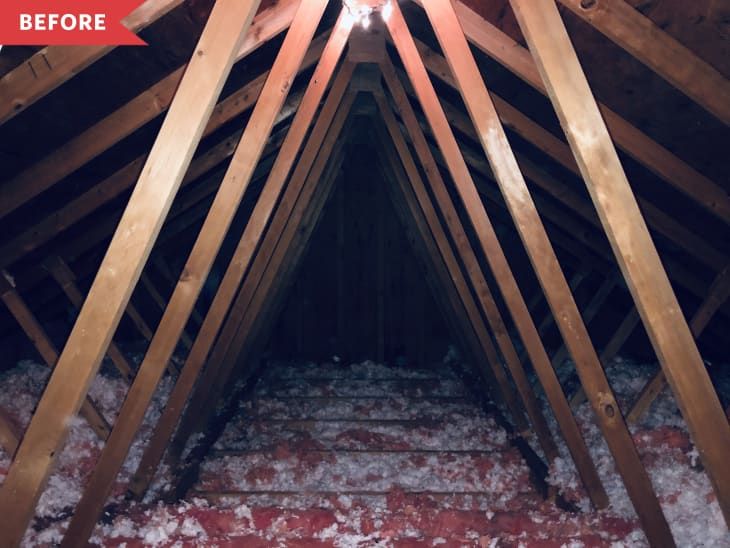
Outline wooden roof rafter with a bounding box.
[0,2,727,547]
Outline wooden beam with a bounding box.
[379,61,608,508]
[421,0,730,224]
[510,0,730,529]
[138,271,195,349]
[626,265,730,423]
[406,37,729,274]
[374,76,562,450]
[165,87,358,477]
[373,98,530,435]
[0,2,262,544]
[557,0,730,124]
[0,0,182,125]
[550,272,619,369]
[125,26,353,500]
[166,109,354,498]
[43,256,136,382]
[397,1,671,541]
[57,2,328,543]
[0,12,319,257]
[0,272,111,441]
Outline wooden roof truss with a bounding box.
[0,0,728,546]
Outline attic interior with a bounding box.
[0,0,729,546]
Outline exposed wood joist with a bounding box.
[510,0,730,530]
[413,0,730,224]
[0,2,263,544]
[557,0,730,124]
[0,0,303,224]
[0,0,183,126]
[407,1,671,542]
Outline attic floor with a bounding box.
[0,355,727,546]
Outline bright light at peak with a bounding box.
[381,1,393,21]
[343,0,391,28]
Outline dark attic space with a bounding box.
[0,0,729,546]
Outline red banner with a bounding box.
[0,0,147,45]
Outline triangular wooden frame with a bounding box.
[0,2,728,546]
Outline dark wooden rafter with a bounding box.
[381,45,611,512]
[372,129,503,403]
[626,265,730,423]
[510,0,730,531]
[557,0,730,125]
[373,73,566,458]
[419,0,730,224]
[373,93,531,435]
[164,84,358,482]
[0,1,264,544]
[0,271,111,441]
[125,24,356,500]
[0,0,183,126]
[395,1,672,542]
[164,100,355,498]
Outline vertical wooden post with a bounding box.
[510,0,730,527]
[388,2,670,540]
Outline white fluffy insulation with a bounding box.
[0,354,726,547]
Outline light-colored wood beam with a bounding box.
[402,1,671,541]
[0,0,182,125]
[0,0,304,225]
[0,2,262,544]
[510,0,730,529]
[380,58,610,508]
[43,256,136,382]
[411,0,730,224]
[557,0,730,124]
